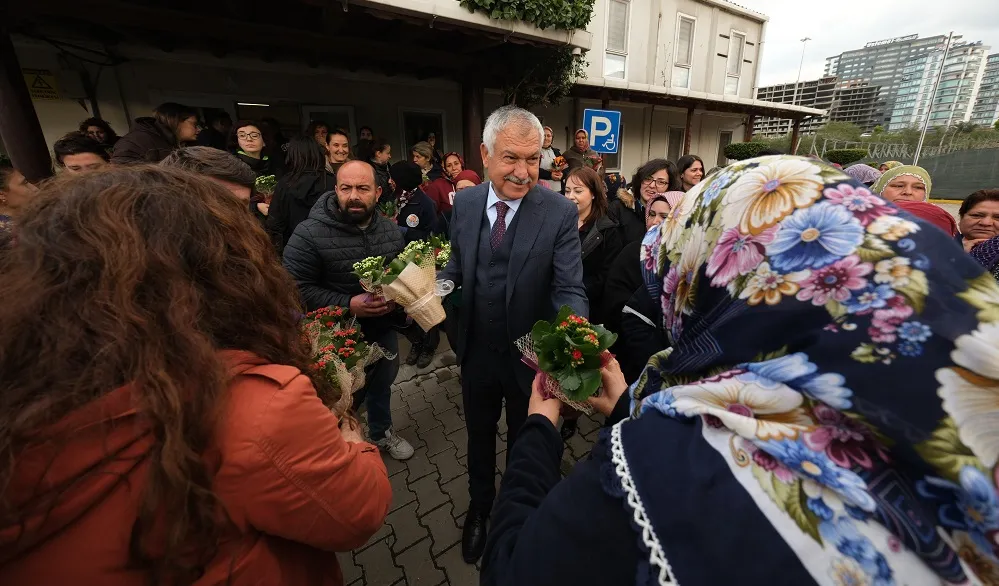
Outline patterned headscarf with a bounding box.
[627,155,999,585]
[844,163,882,186]
[872,165,932,198]
[881,160,904,171]
[971,234,999,281]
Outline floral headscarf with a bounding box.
[872,165,932,198]
[843,163,882,186]
[881,160,904,171]
[629,155,999,585]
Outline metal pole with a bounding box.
[914,31,952,166]
[792,37,811,106]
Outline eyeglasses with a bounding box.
[642,178,670,189]
[238,132,262,140]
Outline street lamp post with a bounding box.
[913,32,953,166]
[792,37,812,106]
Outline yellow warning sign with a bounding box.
[22,68,60,100]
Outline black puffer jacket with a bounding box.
[283,191,404,336]
[110,117,177,164]
[266,170,335,255]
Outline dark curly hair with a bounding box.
[0,165,334,583]
[78,117,120,144]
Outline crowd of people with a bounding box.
[1,101,999,586]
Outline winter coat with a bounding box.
[282,191,404,337]
[602,240,644,346]
[110,117,179,164]
[397,188,438,243]
[422,177,455,214]
[266,170,336,256]
[236,151,279,178]
[371,161,393,203]
[0,350,391,586]
[579,215,624,326]
[607,189,647,245]
[563,146,600,173]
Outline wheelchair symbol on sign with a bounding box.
[602,134,617,152]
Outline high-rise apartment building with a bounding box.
[755,77,877,136]
[825,34,951,127]
[971,53,999,127]
[889,41,989,130]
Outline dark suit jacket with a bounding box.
[439,182,588,390]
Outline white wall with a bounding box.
[586,0,764,98]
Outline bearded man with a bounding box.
[283,159,414,461]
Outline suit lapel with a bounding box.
[506,187,545,306]
[461,185,489,310]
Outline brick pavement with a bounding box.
[344,342,605,586]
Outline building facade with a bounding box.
[970,53,999,127]
[754,77,878,136]
[825,34,951,127]
[6,0,821,181]
[889,41,990,131]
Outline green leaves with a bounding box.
[459,0,596,31]
[529,305,617,402]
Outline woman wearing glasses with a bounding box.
[608,159,680,244]
[230,121,278,178]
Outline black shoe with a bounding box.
[404,344,421,366]
[416,348,435,369]
[560,419,578,441]
[461,506,489,564]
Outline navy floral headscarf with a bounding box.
[626,155,999,585]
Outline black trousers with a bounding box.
[462,346,530,510]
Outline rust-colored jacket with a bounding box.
[0,351,391,585]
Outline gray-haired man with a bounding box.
[438,106,588,563]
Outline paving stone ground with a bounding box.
[343,337,603,586]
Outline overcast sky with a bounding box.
[740,0,999,87]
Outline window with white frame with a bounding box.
[673,15,696,88]
[725,31,746,95]
[604,0,629,79]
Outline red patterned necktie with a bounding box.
[490,201,509,251]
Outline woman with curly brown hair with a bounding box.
[0,166,391,585]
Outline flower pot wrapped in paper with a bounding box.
[254,174,277,204]
[381,240,454,332]
[515,305,617,414]
[352,255,387,297]
[302,306,390,418]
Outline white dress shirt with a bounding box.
[486,182,524,229]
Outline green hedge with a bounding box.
[723,141,769,161]
[459,0,596,30]
[825,149,869,165]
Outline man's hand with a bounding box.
[551,170,563,181]
[349,293,393,317]
[528,373,562,426]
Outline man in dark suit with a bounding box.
[438,105,588,563]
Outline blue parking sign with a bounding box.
[582,109,621,154]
